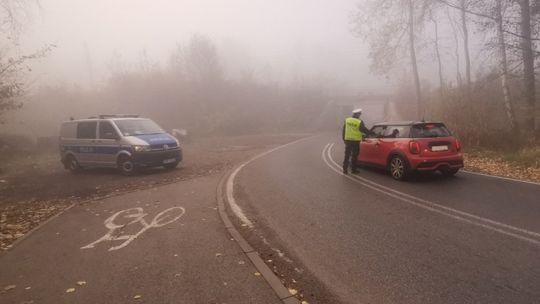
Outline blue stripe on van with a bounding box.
[64,146,123,154]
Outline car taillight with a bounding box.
[455,139,461,152]
[409,141,420,154]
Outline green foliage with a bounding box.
[502,146,540,168]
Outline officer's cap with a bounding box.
[352,108,362,114]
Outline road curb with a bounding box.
[216,170,301,304]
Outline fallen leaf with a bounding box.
[4,285,16,291]
[76,281,86,286]
[238,260,245,265]
[301,301,309,304]
[134,295,142,299]
[288,288,298,296]
[65,288,75,293]
[254,272,261,276]
[25,286,31,290]
[215,253,223,257]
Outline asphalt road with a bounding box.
[234,134,540,304]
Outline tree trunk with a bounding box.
[432,15,444,97]
[496,0,518,132]
[461,0,471,88]
[409,0,422,119]
[519,0,537,139]
[447,8,462,87]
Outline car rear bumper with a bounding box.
[132,148,182,167]
[409,154,464,171]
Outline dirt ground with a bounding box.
[0,134,306,251]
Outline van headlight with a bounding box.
[133,145,151,152]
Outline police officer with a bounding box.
[342,108,371,174]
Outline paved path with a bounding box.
[0,174,281,304]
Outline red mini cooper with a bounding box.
[358,121,464,180]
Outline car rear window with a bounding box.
[411,123,451,138]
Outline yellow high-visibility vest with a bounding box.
[344,117,362,141]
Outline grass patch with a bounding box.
[502,146,540,168]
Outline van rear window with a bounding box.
[411,123,451,138]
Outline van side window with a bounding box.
[99,121,118,139]
[77,121,97,139]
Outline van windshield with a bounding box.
[411,123,451,138]
[114,119,164,136]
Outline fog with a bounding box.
[3,0,538,148]
[22,0,384,91]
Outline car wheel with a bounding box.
[66,155,82,174]
[163,161,179,170]
[441,167,459,177]
[118,155,137,176]
[389,155,409,181]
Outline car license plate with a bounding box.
[432,145,448,151]
[163,158,176,164]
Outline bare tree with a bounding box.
[495,0,518,131]
[518,0,537,138]
[351,0,426,119]
[461,0,472,87]
[0,0,52,119]
[430,8,445,95]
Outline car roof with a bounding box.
[373,121,444,127]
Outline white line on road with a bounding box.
[323,143,540,246]
[461,170,540,186]
[226,136,316,228]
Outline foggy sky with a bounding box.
[21,0,390,93]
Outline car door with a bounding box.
[360,125,386,164]
[96,120,121,166]
[375,125,406,166]
[75,121,98,165]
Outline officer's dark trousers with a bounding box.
[343,140,360,172]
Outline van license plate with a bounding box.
[163,158,176,164]
[432,145,448,151]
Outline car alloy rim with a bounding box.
[70,159,78,170]
[391,158,404,179]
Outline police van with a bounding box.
[59,115,182,175]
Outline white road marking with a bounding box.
[323,143,540,246]
[461,170,540,186]
[225,136,316,228]
[81,207,185,251]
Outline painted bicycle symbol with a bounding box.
[81,207,185,251]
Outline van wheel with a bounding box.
[118,156,137,176]
[389,155,409,181]
[66,155,82,174]
[441,167,459,177]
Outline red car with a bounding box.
[358,121,464,180]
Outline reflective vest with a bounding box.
[344,117,363,141]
